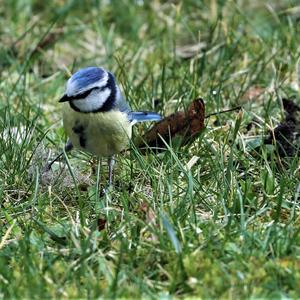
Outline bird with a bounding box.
[49,66,162,187]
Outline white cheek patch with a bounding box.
[66,72,109,97]
[72,88,111,112]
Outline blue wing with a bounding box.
[129,111,162,123]
[114,87,161,123]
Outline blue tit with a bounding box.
[53,66,162,186]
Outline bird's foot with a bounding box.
[100,184,113,197]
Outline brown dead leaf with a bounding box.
[264,98,300,157]
[137,98,205,152]
[97,218,107,231]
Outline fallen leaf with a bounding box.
[264,98,300,157]
[137,98,205,152]
[97,218,106,231]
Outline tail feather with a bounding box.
[130,111,162,123]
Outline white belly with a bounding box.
[62,103,132,157]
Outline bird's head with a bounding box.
[59,67,118,113]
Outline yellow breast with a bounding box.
[62,103,132,157]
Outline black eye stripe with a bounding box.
[60,84,109,102]
[71,86,106,100]
[71,87,100,100]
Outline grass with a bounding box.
[1,0,300,298]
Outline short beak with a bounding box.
[59,94,70,102]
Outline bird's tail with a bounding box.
[131,111,162,123]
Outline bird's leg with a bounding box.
[108,155,115,187]
[46,140,73,170]
[101,156,115,195]
[46,152,64,170]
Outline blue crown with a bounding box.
[69,67,107,93]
